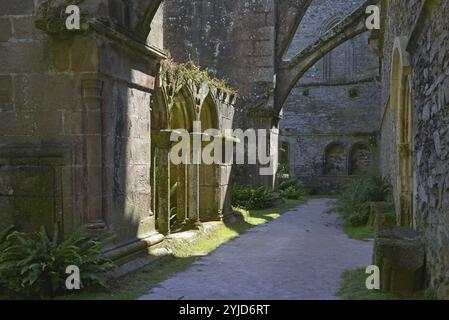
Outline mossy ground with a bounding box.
[337,268,435,300]
[344,224,374,241]
[56,198,307,300]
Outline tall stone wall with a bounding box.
[379,0,449,299]
[163,0,280,186]
[0,0,165,262]
[279,0,380,193]
[164,0,276,113]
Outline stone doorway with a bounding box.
[391,37,414,228]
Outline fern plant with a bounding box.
[232,185,275,210]
[0,224,114,299]
[329,175,392,226]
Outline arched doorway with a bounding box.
[391,37,413,228]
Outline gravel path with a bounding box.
[139,199,373,300]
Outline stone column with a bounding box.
[176,164,188,225]
[152,130,172,235]
[82,79,106,232]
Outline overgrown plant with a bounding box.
[276,168,307,200]
[160,60,238,96]
[0,224,114,299]
[329,175,392,226]
[231,185,275,210]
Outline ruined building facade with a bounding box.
[1,0,448,299]
[0,0,235,264]
[279,0,380,193]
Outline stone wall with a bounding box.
[279,0,380,193]
[0,0,165,262]
[163,0,280,187]
[379,0,449,299]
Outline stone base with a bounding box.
[104,232,165,266]
[373,226,425,296]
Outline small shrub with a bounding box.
[0,224,114,299]
[280,186,304,200]
[232,185,275,210]
[329,175,392,226]
[277,173,307,200]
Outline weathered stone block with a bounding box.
[0,0,34,16]
[14,74,79,111]
[12,16,42,40]
[0,42,49,73]
[0,18,12,42]
[0,75,13,112]
[373,226,425,296]
[253,40,273,56]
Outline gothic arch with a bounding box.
[135,0,164,41]
[390,36,413,228]
[321,16,343,82]
[169,85,196,131]
[199,94,220,221]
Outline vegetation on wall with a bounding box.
[160,60,238,96]
[328,175,392,226]
[0,224,113,299]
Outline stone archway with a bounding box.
[199,94,220,221]
[390,37,413,228]
[168,86,195,232]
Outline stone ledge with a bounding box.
[105,219,238,279]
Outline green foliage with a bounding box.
[344,225,374,241]
[0,224,114,299]
[280,186,305,200]
[277,172,307,200]
[277,163,289,176]
[338,268,435,300]
[329,175,392,226]
[161,60,238,96]
[231,185,275,210]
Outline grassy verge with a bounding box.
[337,269,435,300]
[56,198,307,300]
[344,224,374,241]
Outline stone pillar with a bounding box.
[176,164,188,225]
[152,130,172,235]
[82,79,106,232]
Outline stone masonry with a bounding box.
[280,0,381,193]
[378,0,449,299]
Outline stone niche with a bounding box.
[0,145,74,234]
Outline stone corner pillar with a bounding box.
[82,78,107,233]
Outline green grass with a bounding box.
[337,269,435,300]
[344,224,374,241]
[55,198,307,300]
